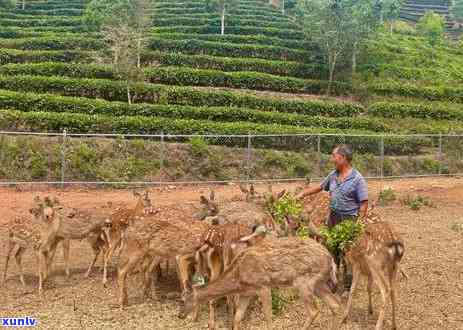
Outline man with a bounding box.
[297,144,368,227]
[296,144,368,291]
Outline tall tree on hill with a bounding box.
[297,0,385,93]
[207,0,238,35]
[85,0,152,103]
[416,11,445,47]
[375,0,403,34]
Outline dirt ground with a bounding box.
[1,177,463,329]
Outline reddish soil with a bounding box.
[1,177,463,329]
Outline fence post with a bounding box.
[379,135,384,180]
[159,131,164,183]
[60,129,67,188]
[246,133,252,181]
[317,134,321,178]
[437,133,443,175]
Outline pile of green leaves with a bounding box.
[319,220,364,255]
[266,193,302,225]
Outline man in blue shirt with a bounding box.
[297,144,368,228]
[296,144,368,291]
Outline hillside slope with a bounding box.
[0,0,462,145]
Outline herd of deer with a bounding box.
[2,182,405,330]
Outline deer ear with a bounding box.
[277,189,286,200]
[133,190,140,197]
[250,184,255,195]
[200,195,209,205]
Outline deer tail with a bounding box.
[387,240,404,261]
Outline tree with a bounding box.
[451,0,463,23]
[86,0,152,103]
[206,0,237,35]
[297,0,382,93]
[375,0,403,34]
[0,0,16,9]
[416,11,445,46]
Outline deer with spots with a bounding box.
[184,236,345,330]
[2,196,67,296]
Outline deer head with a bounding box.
[198,190,219,220]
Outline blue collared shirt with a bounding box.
[321,168,368,216]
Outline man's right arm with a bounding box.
[296,184,323,200]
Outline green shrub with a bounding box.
[0,36,104,50]
[152,25,305,39]
[401,194,433,210]
[0,89,385,131]
[368,80,463,103]
[188,136,208,157]
[0,62,350,95]
[378,187,396,206]
[368,101,463,121]
[148,38,310,62]
[319,220,364,255]
[0,17,82,27]
[0,49,90,64]
[142,51,324,79]
[0,75,359,116]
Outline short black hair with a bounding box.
[334,144,353,163]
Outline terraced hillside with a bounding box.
[0,0,462,149]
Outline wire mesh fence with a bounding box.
[0,131,461,186]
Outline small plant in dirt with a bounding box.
[378,187,396,206]
[401,194,433,211]
[188,136,209,157]
[319,220,364,255]
[271,289,297,315]
[450,221,463,233]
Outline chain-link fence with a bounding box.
[0,131,461,185]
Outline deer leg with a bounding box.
[258,287,273,330]
[85,243,101,278]
[232,296,252,330]
[207,250,222,330]
[370,267,389,330]
[143,256,161,301]
[45,241,59,280]
[2,239,16,286]
[14,247,26,286]
[62,239,70,279]
[367,274,374,314]
[103,240,119,286]
[316,283,344,330]
[117,252,141,308]
[342,263,361,323]
[37,251,47,298]
[295,277,319,330]
[390,266,399,330]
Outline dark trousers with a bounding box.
[327,211,356,290]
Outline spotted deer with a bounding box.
[2,196,65,296]
[99,190,154,285]
[342,220,404,330]
[116,193,219,308]
[184,236,345,330]
[193,222,257,329]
